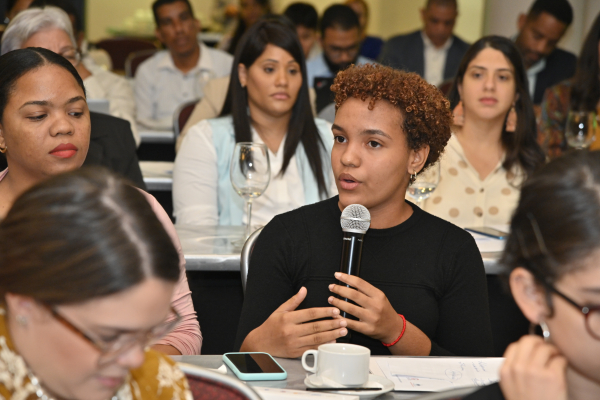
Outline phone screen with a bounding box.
[225,353,284,374]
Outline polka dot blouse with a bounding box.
[422,134,523,228]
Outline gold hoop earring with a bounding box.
[0,145,6,154]
[410,170,417,181]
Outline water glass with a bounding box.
[230,142,271,239]
[565,111,598,150]
[406,162,440,208]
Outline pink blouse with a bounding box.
[0,169,202,354]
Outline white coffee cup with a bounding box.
[301,343,370,386]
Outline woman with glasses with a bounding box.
[0,167,190,400]
[0,47,201,355]
[1,5,140,146]
[463,151,600,399]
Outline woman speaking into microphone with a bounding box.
[235,64,494,358]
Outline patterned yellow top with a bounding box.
[0,308,192,400]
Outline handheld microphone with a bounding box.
[338,204,371,320]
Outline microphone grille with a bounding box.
[340,204,371,234]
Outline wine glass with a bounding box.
[406,162,440,208]
[565,111,598,150]
[230,142,271,240]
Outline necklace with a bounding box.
[27,371,55,400]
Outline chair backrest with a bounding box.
[125,48,159,78]
[240,227,263,295]
[173,100,200,140]
[178,363,262,400]
[95,38,157,72]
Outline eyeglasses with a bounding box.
[325,43,360,60]
[59,48,82,67]
[45,303,182,364]
[539,281,600,340]
[517,213,600,341]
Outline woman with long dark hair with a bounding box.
[539,12,600,158]
[424,35,545,228]
[173,17,334,226]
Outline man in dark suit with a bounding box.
[514,0,576,105]
[379,0,469,87]
[84,112,146,190]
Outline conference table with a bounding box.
[139,129,175,144]
[175,224,502,274]
[172,355,479,400]
[140,161,173,191]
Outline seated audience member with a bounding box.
[176,74,317,152]
[0,48,201,355]
[379,0,468,87]
[219,0,271,55]
[0,168,191,400]
[235,64,494,358]
[538,12,600,159]
[5,4,140,146]
[423,36,545,228]
[1,10,145,188]
[306,4,371,89]
[513,0,576,106]
[464,151,600,400]
[173,18,335,226]
[135,0,233,130]
[345,0,383,61]
[283,2,320,60]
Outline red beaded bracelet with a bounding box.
[382,314,406,347]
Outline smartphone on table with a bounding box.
[465,227,509,240]
[222,352,287,381]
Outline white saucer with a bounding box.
[304,374,394,399]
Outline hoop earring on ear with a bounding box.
[410,170,417,182]
[0,144,6,154]
[505,104,517,132]
[453,101,464,126]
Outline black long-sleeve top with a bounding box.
[234,196,494,356]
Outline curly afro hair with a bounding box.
[331,64,452,177]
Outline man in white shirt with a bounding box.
[379,0,469,87]
[135,0,233,130]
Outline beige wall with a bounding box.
[86,0,485,43]
[86,0,213,42]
